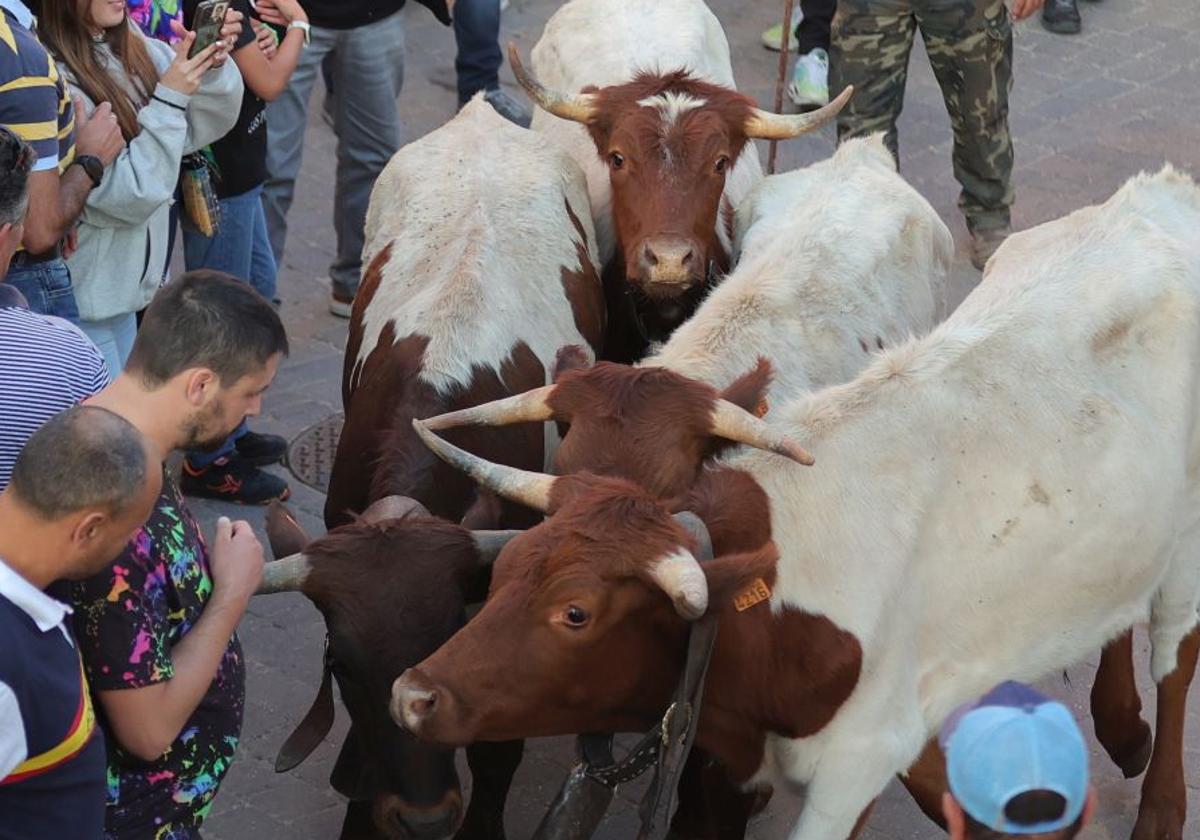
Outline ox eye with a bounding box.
[562,605,590,628]
[609,152,625,170]
[714,155,730,174]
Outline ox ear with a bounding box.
[266,500,311,558]
[719,358,773,420]
[701,548,779,614]
[552,344,593,383]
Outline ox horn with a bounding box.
[361,495,431,523]
[257,553,312,595]
[422,385,558,432]
[472,530,523,567]
[709,400,815,465]
[412,419,555,513]
[507,42,597,124]
[648,547,709,620]
[743,85,854,140]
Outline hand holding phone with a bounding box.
[189,0,231,58]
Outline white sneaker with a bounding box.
[760,8,803,52]
[788,48,830,109]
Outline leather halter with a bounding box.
[532,512,720,840]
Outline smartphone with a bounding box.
[189,0,231,59]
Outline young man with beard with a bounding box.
[71,270,285,839]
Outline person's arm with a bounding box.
[93,517,263,761]
[1009,0,1044,19]
[230,0,307,102]
[0,79,124,252]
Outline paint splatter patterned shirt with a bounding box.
[127,0,184,44]
[70,467,244,840]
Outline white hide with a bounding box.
[645,135,953,404]
[357,97,599,406]
[714,166,1200,840]
[528,0,764,266]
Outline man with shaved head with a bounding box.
[0,406,159,840]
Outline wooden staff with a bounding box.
[766,0,797,174]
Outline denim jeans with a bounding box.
[80,312,137,378]
[263,11,406,299]
[4,258,80,322]
[453,0,502,104]
[183,185,278,301]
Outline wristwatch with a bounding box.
[71,154,103,189]
[288,20,311,46]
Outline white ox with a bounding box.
[645,134,953,404]
[395,165,1200,840]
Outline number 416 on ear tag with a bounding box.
[733,578,771,612]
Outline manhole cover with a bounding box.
[287,412,343,494]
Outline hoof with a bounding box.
[1118,726,1154,779]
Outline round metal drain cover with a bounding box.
[287,412,343,494]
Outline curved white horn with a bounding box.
[507,42,597,124]
[709,400,815,465]
[744,85,854,140]
[648,548,709,620]
[257,553,311,595]
[361,495,431,523]
[422,386,558,432]
[412,419,555,513]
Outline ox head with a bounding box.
[417,354,811,499]
[390,466,777,747]
[258,499,519,840]
[510,44,851,331]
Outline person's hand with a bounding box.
[254,0,308,26]
[73,99,125,165]
[209,516,264,606]
[1010,0,1044,21]
[252,20,279,59]
[62,227,79,259]
[212,8,245,66]
[160,27,221,95]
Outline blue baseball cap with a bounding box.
[940,682,1088,834]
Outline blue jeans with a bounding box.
[453,0,502,104]
[4,258,79,322]
[80,312,137,378]
[183,185,278,301]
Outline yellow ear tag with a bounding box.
[733,578,771,612]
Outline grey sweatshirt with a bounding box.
[62,24,243,322]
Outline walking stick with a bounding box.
[766,0,796,174]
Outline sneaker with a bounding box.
[331,291,353,318]
[235,430,288,467]
[180,454,291,505]
[788,49,830,110]
[1041,0,1081,33]
[969,225,1011,271]
[761,9,802,52]
[483,89,532,128]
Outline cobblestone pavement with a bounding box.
[192,0,1200,837]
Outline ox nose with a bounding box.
[639,238,697,288]
[376,789,464,840]
[392,670,439,731]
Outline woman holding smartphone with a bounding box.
[36,0,244,375]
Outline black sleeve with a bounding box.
[412,0,452,26]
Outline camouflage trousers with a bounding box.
[829,0,1014,232]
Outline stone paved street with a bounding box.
[191,0,1200,837]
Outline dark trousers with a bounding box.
[453,0,502,104]
[798,0,837,53]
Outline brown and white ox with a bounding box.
[395,167,1200,840]
[513,0,851,358]
[257,97,603,840]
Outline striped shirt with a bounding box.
[0,306,109,490]
[0,0,76,174]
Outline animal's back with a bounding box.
[647,135,951,401]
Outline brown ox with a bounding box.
[513,0,851,357]
[263,98,603,840]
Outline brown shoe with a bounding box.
[969,226,1011,271]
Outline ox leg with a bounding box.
[666,750,756,840]
[1131,624,1200,840]
[846,799,879,840]
[457,739,524,840]
[786,748,898,840]
[897,738,948,829]
[1092,628,1154,779]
